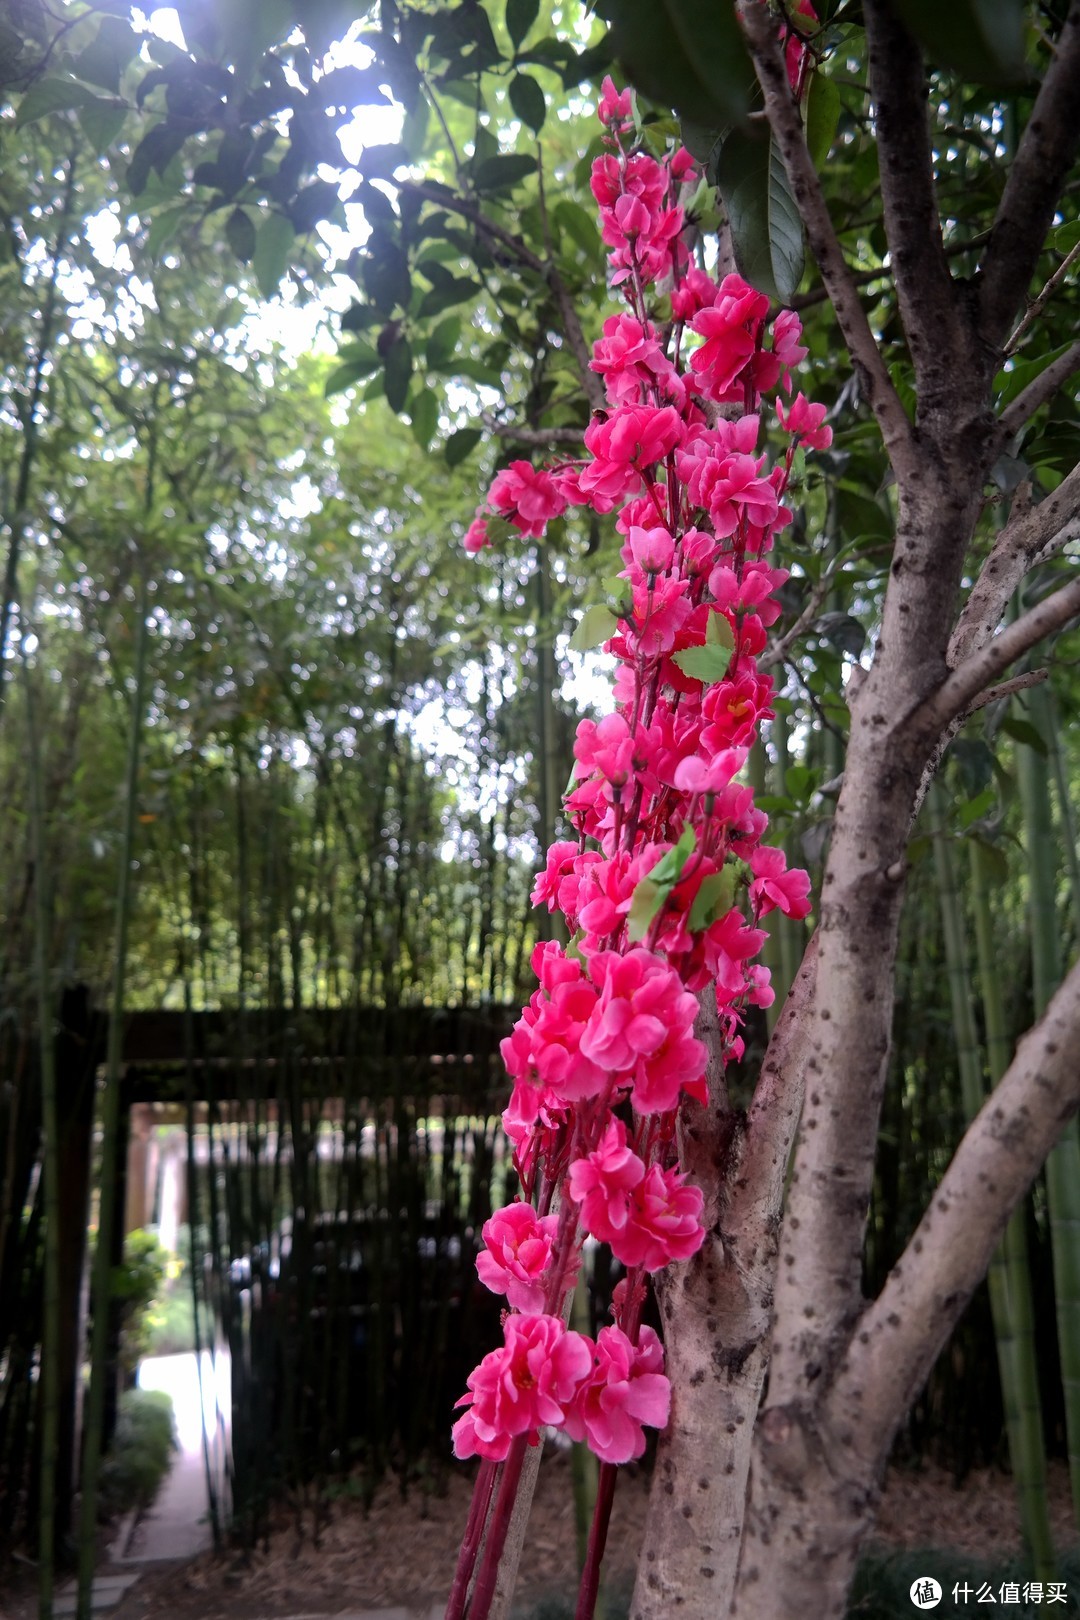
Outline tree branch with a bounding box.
[739,1,918,484]
[486,422,585,446]
[913,668,1049,824]
[920,571,1080,739]
[1005,238,1080,354]
[949,461,1080,665]
[977,2,1080,348]
[862,0,968,412]
[999,338,1080,440]
[399,178,603,413]
[835,953,1080,1455]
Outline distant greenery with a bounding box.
[98,1389,177,1520]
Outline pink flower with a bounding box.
[673,745,748,796]
[489,460,567,538]
[597,74,632,128]
[568,1117,645,1244]
[476,1201,562,1313]
[452,1313,592,1460]
[463,512,490,553]
[777,390,832,450]
[563,1325,671,1464]
[626,523,675,574]
[749,845,812,919]
[610,1163,706,1272]
[580,404,684,504]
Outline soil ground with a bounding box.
[4,1452,1077,1620]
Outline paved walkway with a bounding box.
[120,1351,229,1563]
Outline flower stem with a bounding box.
[574,1463,619,1620]
[466,1434,530,1620]
[444,1459,499,1620]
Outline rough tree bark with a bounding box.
[630,5,1080,1617]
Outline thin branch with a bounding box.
[919,572,1080,739]
[999,338,1080,439]
[486,422,585,446]
[1006,238,1080,354]
[950,461,1080,665]
[977,3,1080,348]
[399,180,546,275]
[913,668,1050,824]
[538,151,605,412]
[399,177,603,412]
[836,952,1080,1446]
[862,0,968,408]
[761,572,839,669]
[738,1,918,484]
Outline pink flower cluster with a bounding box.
[452,77,825,1470]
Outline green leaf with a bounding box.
[508,73,546,134]
[647,826,696,887]
[426,316,461,368]
[324,342,381,396]
[506,0,540,50]
[805,72,840,171]
[597,0,753,130]
[446,428,483,467]
[359,142,409,179]
[73,14,138,93]
[890,0,1028,85]
[225,206,256,264]
[144,204,188,258]
[78,95,128,153]
[410,386,439,448]
[16,77,91,127]
[569,604,618,652]
[1000,715,1048,756]
[672,643,734,683]
[715,126,804,303]
[417,277,483,319]
[384,336,414,414]
[627,878,665,943]
[670,611,735,685]
[554,199,599,259]
[688,867,736,932]
[253,213,295,298]
[472,153,537,193]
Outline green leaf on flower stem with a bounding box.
[671,610,735,685]
[569,604,618,653]
[627,878,666,944]
[688,867,736,932]
[646,826,696,888]
[805,72,840,171]
[715,126,804,304]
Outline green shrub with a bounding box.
[98,1388,178,1519]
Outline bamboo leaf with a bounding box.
[509,72,546,135]
[597,0,753,129]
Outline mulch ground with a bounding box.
[3,1454,1077,1620]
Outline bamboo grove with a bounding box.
[0,0,1078,1611]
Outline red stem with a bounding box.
[464,1433,530,1620]
[574,1462,619,1620]
[444,1458,499,1620]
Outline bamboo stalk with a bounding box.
[1015,681,1080,1531]
[931,783,1055,1576]
[76,570,151,1620]
[25,656,60,1619]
